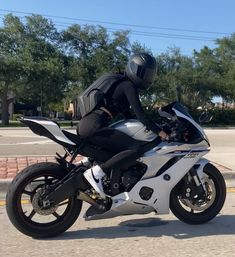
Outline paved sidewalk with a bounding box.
[0,156,82,192]
[0,156,53,179]
[0,156,82,179]
[0,156,81,180]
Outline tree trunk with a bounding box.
[0,82,10,126]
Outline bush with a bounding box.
[183,108,235,126]
[12,113,23,121]
[209,109,235,125]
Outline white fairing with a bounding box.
[111,119,157,142]
[86,104,212,220]
[23,118,76,145]
[24,105,213,221]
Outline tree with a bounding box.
[215,34,235,101]
[19,15,71,115]
[61,25,132,117]
[193,35,235,103]
[62,25,131,90]
[0,14,73,124]
[0,15,25,125]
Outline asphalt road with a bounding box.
[0,127,69,156]
[0,127,234,171]
[0,128,234,256]
[0,193,234,257]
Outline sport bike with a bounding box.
[6,101,226,238]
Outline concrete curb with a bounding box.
[1,171,234,195]
[222,172,235,188]
[0,179,13,193]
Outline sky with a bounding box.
[0,0,234,56]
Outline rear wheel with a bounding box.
[6,162,82,238]
[170,163,226,224]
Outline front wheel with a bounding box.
[6,162,82,238]
[170,163,226,224]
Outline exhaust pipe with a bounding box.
[77,191,105,210]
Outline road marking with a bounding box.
[227,188,235,193]
[0,140,54,146]
[0,188,235,206]
[0,199,30,206]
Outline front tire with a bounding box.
[6,162,82,238]
[170,163,226,224]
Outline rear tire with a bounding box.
[170,163,226,224]
[6,162,82,238]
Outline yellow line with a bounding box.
[0,199,29,207]
[0,201,5,206]
[0,189,235,206]
[21,199,30,204]
[227,188,235,193]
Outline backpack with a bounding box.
[77,73,127,119]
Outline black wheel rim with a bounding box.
[16,172,75,228]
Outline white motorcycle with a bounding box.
[6,102,226,238]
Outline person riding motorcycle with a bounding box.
[78,53,169,199]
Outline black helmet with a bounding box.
[125,53,157,89]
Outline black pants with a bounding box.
[78,111,142,173]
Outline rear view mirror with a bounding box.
[199,112,213,123]
[158,109,174,120]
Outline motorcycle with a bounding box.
[6,102,226,238]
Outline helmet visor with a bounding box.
[137,67,156,84]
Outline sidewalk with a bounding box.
[0,156,82,192]
[0,156,234,192]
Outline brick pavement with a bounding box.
[0,156,82,179]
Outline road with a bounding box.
[0,128,234,171]
[0,128,234,256]
[0,128,65,156]
[0,193,234,257]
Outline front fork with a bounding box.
[193,158,210,190]
[181,158,210,199]
[188,167,206,197]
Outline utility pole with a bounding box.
[176,84,182,103]
[174,62,181,103]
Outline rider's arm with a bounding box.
[122,108,134,119]
[123,82,163,135]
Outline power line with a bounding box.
[0,8,231,36]
[0,14,217,42]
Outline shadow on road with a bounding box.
[46,214,235,241]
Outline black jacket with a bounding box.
[107,80,162,134]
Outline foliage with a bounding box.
[0,13,235,126]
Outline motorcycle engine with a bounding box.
[121,163,146,191]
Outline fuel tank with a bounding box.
[110,119,157,142]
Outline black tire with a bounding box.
[6,162,83,238]
[170,163,226,224]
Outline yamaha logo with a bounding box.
[184,153,199,158]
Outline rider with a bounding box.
[78,53,169,198]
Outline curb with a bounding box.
[222,172,235,188]
[0,179,12,193]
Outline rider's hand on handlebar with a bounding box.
[159,130,169,141]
